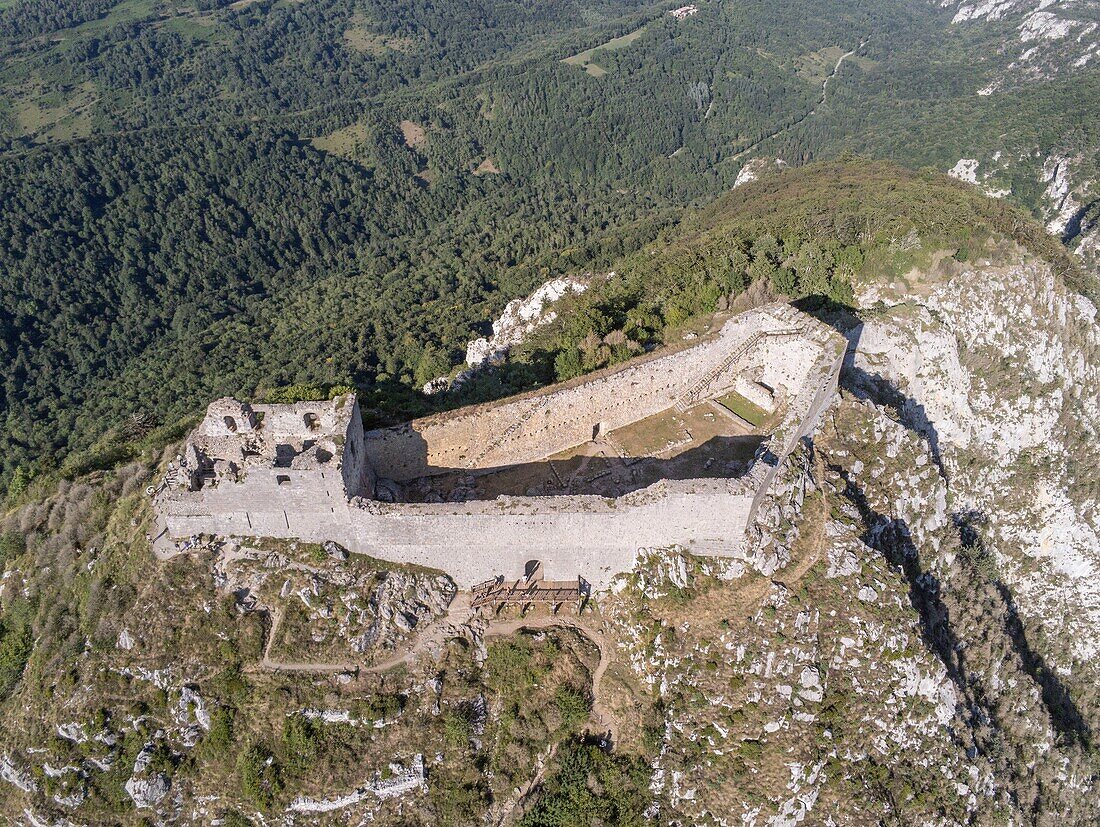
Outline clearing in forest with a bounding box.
[794,46,847,82]
[400,119,427,150]
[12,80,98,142]
[563,26,646,76]
[311,121,370,157]
[343,13,415,54]
[473,157,501,175]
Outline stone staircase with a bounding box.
[674,326,804,413]
[472,394,552,465]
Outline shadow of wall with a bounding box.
[376,433,767,502]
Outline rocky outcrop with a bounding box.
[943,0,1099,83]
[424,275,597,394]
[124,744,170,809]
[845,252,1100,664]
[287,754,426,813]
[465,277,591,367]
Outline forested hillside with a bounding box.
[1,0,1097,494]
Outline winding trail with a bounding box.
[730,39,866,163]
[253,595,616,742]
[483,615,615,827]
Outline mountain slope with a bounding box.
[1,164,1098,824]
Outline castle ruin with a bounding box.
[155,303,845,588]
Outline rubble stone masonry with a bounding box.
[157,304,845,588]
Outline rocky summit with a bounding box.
[0,0,1098,823]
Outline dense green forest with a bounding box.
[1,0,1098,493]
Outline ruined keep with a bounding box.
[156,304,846,588]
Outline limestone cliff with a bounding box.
[600,246,1100,824]
[843,247,1100,666]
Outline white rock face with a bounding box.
[1041,154,1093,237]
[857,585,879,603]
[124,744,170,809]
[465,276,590,367]
[1019,9,1075,41]
[0,755,37,793]
[423,275,601,394]
[734,157,787,189]
[851,257,1100,660]
[947,0,1019,23]
[287,754,426,813]
[947,158,1011,198]
[944,0,1100,81]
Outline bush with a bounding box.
[484,638,540,696]
[238,744,281,809]
[281,716,319,775]
[518,740,650,827]
[203,707,235,756]
[59,440,138,480]
[738,739,763,760]
[442,708,474,747]
[221,810,254,827]
[355,692,405,722]
[259,384,355,404]
[0,598,33,700]
[553,685,589,732]
[0,531,26,565]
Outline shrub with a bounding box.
[238,744,281,809]
[553,685,589,732]
[518,739,650,827]
[0,531,26,565]
[221,810,254,827]
[484,638,540,696]
[203,707,235,756]
[281,716,319,775]
[442,708,474,747]
[738,739,763,760]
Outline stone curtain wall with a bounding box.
[745,335,846,528]
[166,478,758,588]
[160,305,847,589]
[166,465,349,538]
[364,307,814,482]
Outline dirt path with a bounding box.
[485,615,616,827]
[255,606,358,674]
[253,591,480,675]
[730,38,866,163]
[253,596,620,755]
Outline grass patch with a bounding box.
[563,26,646,77]
[343,13,416,55]
[163,14,224,43]
[716,391,767,428]
[310,122,370,157]
[399,119,427,150]
[794,45,847,82]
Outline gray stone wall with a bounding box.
[158,304,846,589]
[165,478,757,588]
[363,306,819,482]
